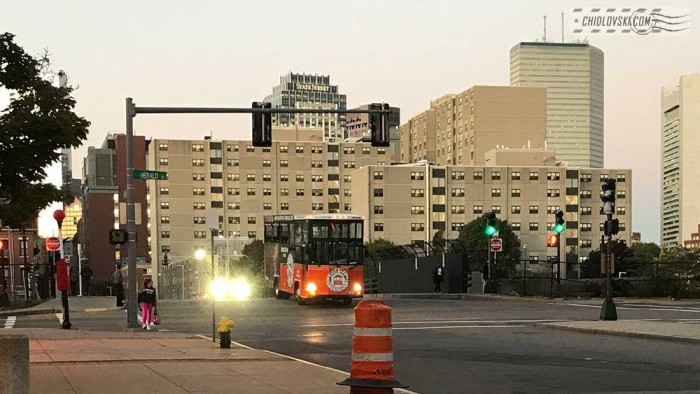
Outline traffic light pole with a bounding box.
[600,212,618,320]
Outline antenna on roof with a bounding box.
[543,14,547,42]
[561,12,565,42]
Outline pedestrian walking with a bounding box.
[138,278,157,330]
[433,264,445,294]
[70,266,79,296]
[112,266,124,307]
[81,263,92,295]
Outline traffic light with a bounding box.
[252,101,272,147]
[484,212,497,237]
[553,210,565,234]
[601,178,616,215]
[0,239,6,252]
[370,103,390,147]
[604,218,620,236]
[546,234,559,247]
[463,271,472,293]
[162,253,169,267]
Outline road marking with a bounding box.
[394,324,526,331]
[561,303,700,313]
[3,316,16,329]
[55,312,63,324]
[299,319,563,328]
[84,308,108,312]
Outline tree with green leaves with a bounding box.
[458,213,521,277]
[366,238,396,254]
[0,33,90,228]
[240,239,264,273]
[629,242,661,263]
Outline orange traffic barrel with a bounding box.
[338,300,407,393]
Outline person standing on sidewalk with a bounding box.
[433,264,445,294]
[81,262,93,295]
[138,278,157,330]
[112,266,124,307]
[70,266,79,296]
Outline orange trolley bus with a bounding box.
[263,214,364,305]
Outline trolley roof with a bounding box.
[264,214,363,223]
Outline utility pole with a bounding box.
[125,98,139,328]
[600,179,618,320]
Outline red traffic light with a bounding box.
[0,239,6,251]
[547,234,559,247]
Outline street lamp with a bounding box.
[194,249,206,261]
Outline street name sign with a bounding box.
[133,170,168,180]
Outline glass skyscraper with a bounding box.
[264,73,347,141]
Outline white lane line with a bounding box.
[562,303,700,313]
[394,324,526,331]
[55,312,63,324]
[3,316,16,329]
[299,319,563,328]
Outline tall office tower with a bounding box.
[510,42,604,168]
[265,72,347,141]
[661,74,700,247]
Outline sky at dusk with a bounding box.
[2,0,699,241]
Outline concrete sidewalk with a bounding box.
[1,329,359,394]
[542,320,700,344]
[0,296,120,317]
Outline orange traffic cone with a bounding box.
[338,300,407,393]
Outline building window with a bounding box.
[193,188,205,196]
[617,190,626,199]
[261,159,271,167]
[511,171,521,180]
[193,173,205,181]
[193,202,205,210]
[471,205,482,214]
[529,172,539,180]
[617,174,626,182]
[312,175,323,182]
[160,187,169,195]
[451,223,464,232]
[511,206,521,214]
[373,171,384,180]
[581,223,592,232]
[617,207,626,215]
[411,172,424,180]
[374,206,384,214]
[450,205,465,214]
[451,188,465,197]
[247,216,256,224]
[411,189,425,197]
[600,174,609,182]
[159,158,168,166]
[343,147,355,154]
[160,216,170,224]
[378,148,386,155]
[511,189,521,197]
[580,239,592,248]
[344,203,352,212]
[295,146,304,154]
[547,189,561,197]
[228,217,240,224]
[344,189,352,197]
[246,145,255,152]
[228,202,240,210]
[511,222,521,231]
[194,217,206,224]
[158,143,168,151]
[581,173,592,182]
[529,222,539,231]
[279,145,288,153]
[161,231,170,238]
[280,175,288,182]
[247,174,256,181]
[344,175,352,183]
[227,159,239,167]
[160,202,170,209]
[451,171,465,180]
[228,174,239,181]
[312,160,323,168]
[374,223,384,231]
[529,205,538,214]
[344,161,356,169]
[227,144,239,152]
[296,175,305,182]
[491,188,501,197]
[412,223,425,231]
[280,189,289,196]
[227,188,239,196]
[247,188,256,196]
[192,159,205,167]
[547,172,561,181]
[547,205,561,214]
[491,205,501,214]
[262,188,272,196]
[312,146,323,154]
[248,231,257,239]
[161,245,171,253]
[312,203,323,211]
[312,189,323,197]
[411,206,425,214]
[581,206,592,215]
[491,171,501,180]
[374,188,384,197]
[280,160,288,167]
[296,189,305,196]
[192,144,204,152]
[281,203,289,210]
[580,190,592,198]
[473,171,483,180]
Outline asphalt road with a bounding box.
[6,298,700,393]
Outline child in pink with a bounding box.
[138,279,157,330]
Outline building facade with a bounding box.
[147,133,389,287]
[0,228,38,299]
[80,134,149,281]
[61,198,82,239]
[264,73,347,141]
[661,73,700,247]
[351,163,632,276]
[510,42,604,168]
[399,86,547,166]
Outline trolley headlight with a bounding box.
[353,283,363,293]
[306,282,317,295]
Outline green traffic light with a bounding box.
[554,223,565,234]
[485,226,497,236]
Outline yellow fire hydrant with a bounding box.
[218,316,234,348]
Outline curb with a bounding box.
[538,323,700,344]
[0,308,61,317]
[364,293,470,300]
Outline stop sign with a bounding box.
[46,237,61,251]
[490,238,503,252]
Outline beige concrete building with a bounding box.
[510,42,605,168]
[352,162,632,276]
[661,73,700,247]
[400,86,547,166]
[148,131,390,283]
